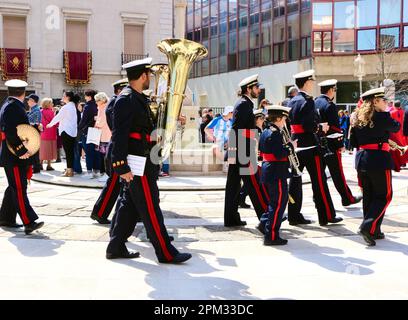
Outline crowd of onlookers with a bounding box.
[26,90,112,182]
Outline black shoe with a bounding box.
[358,229,376,246]
[46,166,55,171]
[0,221,23,228]
[159,252,192,264]
[24,221,44,235]
[238,202,251,209]
[106,250,140,260]
[375,232,385,240]
[289,216,312,226]
[282,215,288,222]
[264,237,288,246]
[91,214,111,225]
[342,195,362,206]
[256,223,265,235]
[225,220,247,227]
[320,217,343,226]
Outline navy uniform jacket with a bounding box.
[78,100,98,138]
[288,92,320,148]
[111,86,156,176]
[0,97,31,167]
[259,123,292,182]
[350,111,400,170]
[229,95,257,166]
[404,107,408,137]
[315,95,344,151]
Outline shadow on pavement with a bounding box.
[8,234,65,257]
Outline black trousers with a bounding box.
[107,170,178,262]
[91,157,121,221]
[358,169,392,236]
[61,131,75,169]
[32,152,41,172]
[224,163,268,224]
[0,166,38,225]
[323,149,357,205]
[288,149,337,224]
[264,179,288,241]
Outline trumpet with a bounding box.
[282,124,302,178]
[389,139,408,155]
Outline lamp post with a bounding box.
[354,54,366,97]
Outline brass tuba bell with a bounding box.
[156,38,208,161]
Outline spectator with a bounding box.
[94,92,111,182]
[26,94,42,173]
[281,86,298,107]
[259,98,272,115]
[200,109,213,143]
[78,89,100,179]
[39,98,57,171]
[47,91,79,177]
[344,110,351,150]
[73,94,83,174]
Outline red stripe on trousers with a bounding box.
[314,155,333,221]
[336,150,355,203]
[249,164,267,211]
[97,173,119,218]
[271,180,282,241]
[13,166,30,225]
[370,170,392,235]
[140,176,173,262]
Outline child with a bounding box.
[259,105,297,245]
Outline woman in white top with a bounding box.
[47,91,78,177]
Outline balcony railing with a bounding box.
[121,53,149,65]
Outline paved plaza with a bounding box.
[1,153,408,300]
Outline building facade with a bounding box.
[0,0,173,101]
[186,0,408,108]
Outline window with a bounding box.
[195,0,202,27]
[404,0,408,23]
[287,0,299,14]
[357,0,378,27]
[404,26,408,47]
[313,32,322,52]
[301,36,311,57]
[380,27,400,48]
[273,0,285,17]
[228,29,237,71]
[288,13,300,61]
[312,2,332,30]
[357,29,376,50]
[313,31,332,52]
[333,29,354,52]
[3,16,26,49]
[334,1,355,29]
[323,31,332,51]
[220,0,228,34]
[380,0,401,25]
[301,0,311,11]
[66,20,88,52]
[123,24,144,55]
[273,43,285,62]
[187,0,194,31]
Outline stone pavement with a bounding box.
[0,153,408,300]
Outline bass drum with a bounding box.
[7,124,41,156]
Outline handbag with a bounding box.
[86,127,102,145]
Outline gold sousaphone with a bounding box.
[7,124,41,156]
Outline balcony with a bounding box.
[121,53,149,65]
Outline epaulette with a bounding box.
[120,88,132,96]
[305,94,313,100]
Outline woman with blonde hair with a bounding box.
[40,98,57,170]
[94,92,111,182]
[350,87,400,246]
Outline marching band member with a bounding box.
[106,58,189,263]
[224,74,269,227]
[315,79,362,207]
[288,70,342,226]
[0,80,44,234]
[350,87,400,246]
[259,105,295,245]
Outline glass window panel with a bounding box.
[250,23,260,48]
[301,37,307,56]
[194,29,201,41]
[210,37,218,58]
[273,16,285,42]
[357,29,376,50]
[334,1,355,29]
[195,61,202,77]
[249,48,260,67]
[187,31,193,40]
[273,43,285,62]
[323,31,332,51]
[301,11,311,37]
[210,57,218,74]
[380,27,400,48]
[239,50,248,68]
[220,55,228,73]
[210,1,218,26]
[202,59,209,76]
[220,34,227,55]
[262,21,272,45]
[288,13,300,39]
[288,40,300,60]
[380,0,401,25]
[262,0,272,11]
[195,0,202,28]
[405,26,408,47]
[287,0,299,14]
[273,0,286,17]
[239,26,248,50]
[261,46,271,64]
[202,26,209,40]
[250,0,260,14]
[333,29,355,52]
[301,0,311,11]
[202,4,210,26]
[211,25,218,36]
[228,53,237,71]
[312,2,332,30]
[313,31,322,52]
[220,0,228,33]
[404,0,408,22]
[356,0,378,27]
[187,0,194,31]
[229,30,237,53]
[306,36,311,56]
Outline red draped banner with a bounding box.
[64,51,92,85]
[0,48,29,81]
